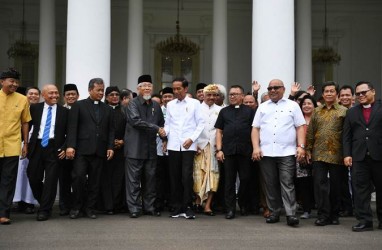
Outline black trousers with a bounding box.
[352,156,382,223]
[295,176,314,213]
[27,142,60,214]
[59,159,74,212]
[100,156,125,211]
[340,168,353,213]
[71,154,103,212]
[0,156,19,218]
[246,160,260,211]
[168,150,195,212]
[155,155,171,210]
[224,154,251,213]
[313,161,348,220]
[125,158,156,213]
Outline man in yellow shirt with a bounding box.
[0,68,31,225]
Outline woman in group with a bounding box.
[295,95,317,219]
[13,87,40,213]
[193,84,222,215]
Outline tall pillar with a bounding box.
[296,0,312,89]
[66,0,111,98]
[126,0,143,91]
[212,0,227,87]
[252,0,294,97]
[38,0,56,88]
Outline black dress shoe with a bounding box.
[130,212,140,218]
[36,213,49,221]
[59,209,70,216]
[225,211,235,219]
[85,210,97,219]
[105,210,114,215]
[266,215,280,224]
[315,218,332,226]
[352,222,373,232]
[287,216,299,226]
[69,210,82,219]
[378,222,382,230]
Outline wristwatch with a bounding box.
[297,144,305,149]
[215,149,222,154]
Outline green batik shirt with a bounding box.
[306,103,347,165]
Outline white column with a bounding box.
[38,0,56,88]
[212,0,227,87]
[296,0,312,89]
[126,0,143,91]
[66,0,111,99]
[252,0,294,97]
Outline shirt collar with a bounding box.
[320,102,341,110]
[176,96,190,103]
[44,102,57,109]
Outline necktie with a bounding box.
[41,106,52,147]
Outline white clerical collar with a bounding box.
[363,104,371,108]
[94,101,99,104]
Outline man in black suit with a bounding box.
[58,83,79,216]
[27,84,68,221]
[343,81,382,232]
[66,78,114,219]
[124,75,165,218]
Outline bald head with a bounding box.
[42,84,60,106]
[268,79,285,102]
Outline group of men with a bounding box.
[0,67,381,233]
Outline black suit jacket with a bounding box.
[343,100,382,161]
[124,96,164,159]
[67,98,114,157]
[28,102,68,158]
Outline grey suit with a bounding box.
[124,96,165,213]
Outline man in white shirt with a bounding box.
[164,77,205,219]
[251,79,306,227]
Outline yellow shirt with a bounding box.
[0,89,31,157]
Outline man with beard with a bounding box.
[124,75,165,218]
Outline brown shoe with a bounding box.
[263,208,271,218]
[0,217,11,225]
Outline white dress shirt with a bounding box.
[164,96,205,151]
[197,102,222,150]
[252,98,305,157]
[38,103,57,139]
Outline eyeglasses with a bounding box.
[267,86,284,91]
[229,93,242,97]
[138,84,153,88]
[108,93,120,97]
[355,89,371,97]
